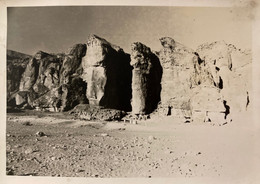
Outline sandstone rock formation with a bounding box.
[13,44,87,111]
[7,50,31,106]
[7,35,252,123]
[81,35,132,111]
[197,41,252,114]
[157,37,202,119]
[130,42,162,115]
[60,44,87,111]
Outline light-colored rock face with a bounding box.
[81,35,132,111]
[196,41,252,114]
[84,67,107,105]
[158,37,200,114]
[130,42,162,115]
[82,35,109,68]
[19,58,39,92]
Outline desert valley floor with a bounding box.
[5,110,260,182]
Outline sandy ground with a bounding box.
[5,110,260,183]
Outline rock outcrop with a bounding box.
[158,37,202,119]
[60,44,87,111]
[7,35,252,123]
[70,104,126,121]
[7,50,31,106]
[197,41,252,114]
[14,44,87,111]
[81,35,132,111]
[130,42,162,115]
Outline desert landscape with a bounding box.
[5,5,260,182]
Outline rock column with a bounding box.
[130,42,162,115]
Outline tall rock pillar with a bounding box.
[130,42,162,115]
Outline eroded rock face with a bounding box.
[33,55,62,96]
[130,42,162,115]
[15,44,87,111]
[61,76,88,111]
[197,41,252,113]
[7,35,252,123]
[7,50,31,106]
[60,44,86,85]
[158,37,202,118]
[81,35,132,111]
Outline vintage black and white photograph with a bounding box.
[2,0,260,183]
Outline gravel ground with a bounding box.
[5,110,259,181]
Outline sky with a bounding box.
[7,6,252,55]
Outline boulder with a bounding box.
[130,42,162,114]
[81,35,132,111]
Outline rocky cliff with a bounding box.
[81,35,132,111]
[7,35,252,123]
[8,44,87,111]
[7,50,32,106]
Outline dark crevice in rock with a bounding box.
[218,76,223,89]
[82,35,132,112]
[223,100,230,119]
[246,91,250,110]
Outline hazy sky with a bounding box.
[7,6,252,55]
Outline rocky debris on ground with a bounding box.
[81,34,132,111]
[36,131,46,137]
[130,42,162,115]
[69,104,126,121]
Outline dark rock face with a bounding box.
[81,35,132,111]
[13,44,87,111]
[7,50,31,106]
[59,44,87,111]
[61,76,88,111]
[60,44,86,85]
[130,42,162,115]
